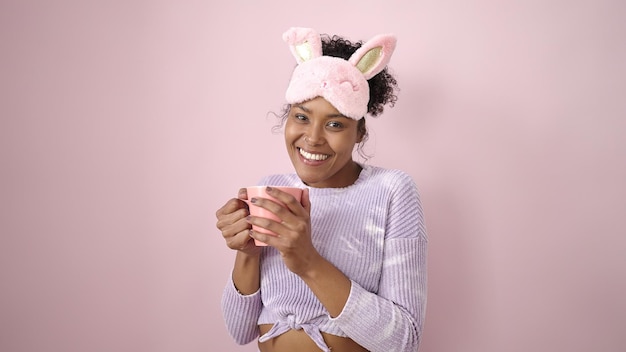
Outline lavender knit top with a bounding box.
[221,165,428,352]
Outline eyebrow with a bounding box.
[293,104,350,120]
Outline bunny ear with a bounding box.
[349,34,397,80]
[283,27,323,64]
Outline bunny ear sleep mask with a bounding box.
[283,27,397,120]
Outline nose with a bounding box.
[304,124,324,146]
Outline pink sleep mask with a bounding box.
[283,27,397,120]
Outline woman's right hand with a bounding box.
[215,188,261,256]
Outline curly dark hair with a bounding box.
[320,34,399,117]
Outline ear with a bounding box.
[283,27,323,64]
[356,118,367,143]
[349,34,397,80]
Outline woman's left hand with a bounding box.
[246,186,322,276]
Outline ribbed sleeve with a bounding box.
[331,237,427,351]
[220,274,263,344]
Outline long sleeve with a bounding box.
[220,274,263,345]
[329,171,428,351]
[330,237,427,351]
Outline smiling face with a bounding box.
[284,96,364,188]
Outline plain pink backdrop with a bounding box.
[1,1,625,351]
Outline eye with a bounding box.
[293,113,308,122]
[326,121,343,129]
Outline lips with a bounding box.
[298,147,329,161]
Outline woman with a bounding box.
[216,27,427,352]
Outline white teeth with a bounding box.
[299,148,329,161]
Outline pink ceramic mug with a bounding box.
[246,186,304,246]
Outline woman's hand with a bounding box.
[215,188,261,256]
[247,186,351,317]
[246,186,323,276]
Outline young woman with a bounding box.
[215,27,427,352]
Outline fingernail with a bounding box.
[250,197,258,204]
[266,186,273,192]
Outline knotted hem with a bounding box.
[258,315,330,352]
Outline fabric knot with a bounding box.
[286,314,299,329]
[258,315,331,352]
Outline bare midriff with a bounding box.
[258,324,369,352]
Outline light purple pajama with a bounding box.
[221,165,428,351]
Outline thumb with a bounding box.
[301,188,311,213]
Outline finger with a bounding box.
[245,214,277,233]
[237,188,248,200]
[248,199,304,236]
[248,196,285,220]
[217,201,252,237]
[219,212,252,238]
[216,203,248,227]
[265,186,305,215]
[215,198,247,219]
[216,188,249,218]
[227,229,255,249]
[249,229,278,247]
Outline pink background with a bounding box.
[1,1,625,351]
